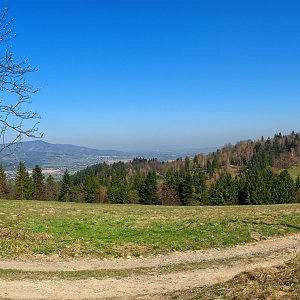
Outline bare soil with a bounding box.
[0,234,299,300]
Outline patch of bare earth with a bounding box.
[0,234,299,300]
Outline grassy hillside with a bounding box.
[286,166,300,181]
[0,200,299,259]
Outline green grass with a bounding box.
[286,166,300,181]
[0,200,299,259]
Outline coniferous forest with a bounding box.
[3,132,300,205]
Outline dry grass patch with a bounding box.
[158,255,300,300]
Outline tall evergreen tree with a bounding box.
[24,172,34,200]
[15,162,29,200]
[0,165,8,199]
[45,174,57,201]
[274,170,296,203]
[82,170,99,203]
[139,170,158,205]
[32,165,45,200]
[107,164,129,204]
[178,172,193,205]
[296,175,300,203]
[59,169,71,201]
[295,175,300,190]
[193,172,206,197]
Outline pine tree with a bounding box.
[296,175,300,203]
[59,169,71,201]
[295,175,300,190]
[45,174,57,200]
[107,165,129,204]
[15,162,28,200]
[139,170,158,205]
[178,172,193,205]
[193,172,206,197]
[242,169,266,205]
[276,170,296,203]
[82,170,99,203]
[24,172,34,200]
[32,165,45,200]
[184,157,190,172]
[0,165,9,199]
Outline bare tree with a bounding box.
[0,7,41,158]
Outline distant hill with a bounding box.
[0,141,126,172]
[12,140,124,157]
[0,140,215,173]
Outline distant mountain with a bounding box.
[11,140,124,157]
[0,141,127,172]
[0,140,217,174]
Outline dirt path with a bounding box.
[1,233,299,272]
[0,234,299,300]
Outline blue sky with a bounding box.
[4,0,300,151]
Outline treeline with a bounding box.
[64,131,300,205]
[0,162,60,201]
[1,131,300,205]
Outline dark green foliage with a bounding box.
[0,165,9,199]
[46,174,55,186]
[24,175,34,200]
[66,131,300,206]
[295,175,300,190]
[59,169,71,202]
[274,170,296,203]
[131,172,145,192]
[209,173,238,205]
[178,172,193,205]
[193,171,206,197]
[296,175,300,203]
[165,170,205,205]
[15,162,34,200]
[82,170,99,203]
[45,175,59,201]
[251,142,274,169]
[127,189,140,204]
[184,157,190,172]
[238,168,296,205]
[139,170,158,205]
[32,165,45,200]
[107,162,129,204]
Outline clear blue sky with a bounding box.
[4,0,300,151]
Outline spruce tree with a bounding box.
[139,170,158,205]
[59,169,71,201]
[296,175,300,203]
[296,175,300,190]
[193,172,206,197]
[15,162,28,200]
[0,165,8,199]
[82,170,99,203]
[45,174,56,200]
[107,167,129,204]
[32,165,45,200]
[24,172,34,200]
[276,170,296,203]
[179,173,193,205]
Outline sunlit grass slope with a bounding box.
[0,200,299,259]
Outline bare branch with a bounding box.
[0,7,41,158]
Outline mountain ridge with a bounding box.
[0,140,216,172]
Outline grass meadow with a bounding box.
[0,200,299,259]
[286,166,300,181]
